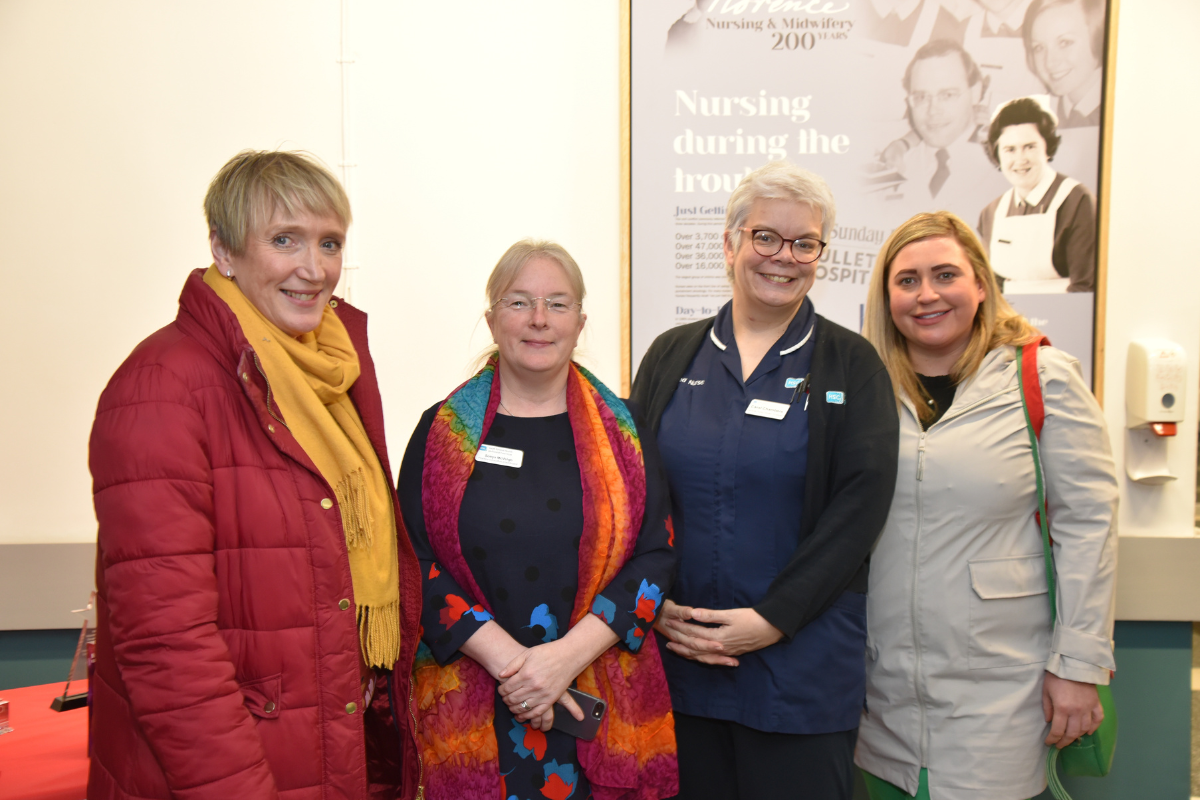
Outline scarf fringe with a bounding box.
[358,600,401,668]
[336,468,374,549]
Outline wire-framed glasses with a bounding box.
[738,228,827,264]
[492,294,583,315]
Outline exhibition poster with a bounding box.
[631,0,1109,384]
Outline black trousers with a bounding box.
[668,712,858,800]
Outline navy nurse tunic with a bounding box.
[656,297,867,734]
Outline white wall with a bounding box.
[1102,0,1200,537]
[1,0,1197,550]
[346,2,622,467]
[0,1,620,545]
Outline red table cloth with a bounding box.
[0,681,88,800]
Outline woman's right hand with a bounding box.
[1043,672,1104,748]
[654,599,739,667]
[510,689,585,733]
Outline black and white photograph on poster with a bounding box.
[631,0,1109,385]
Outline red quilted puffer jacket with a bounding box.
[88,269,424,800]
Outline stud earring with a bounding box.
[226,270,233,279]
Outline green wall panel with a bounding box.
[0,629,81,691]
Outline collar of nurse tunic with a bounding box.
[709,296,817,387]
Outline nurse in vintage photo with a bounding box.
[977,96,1097,293]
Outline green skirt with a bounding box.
[861,768,930,800]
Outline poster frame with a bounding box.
[619,0,1121,406]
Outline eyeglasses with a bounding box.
[907,88,965,109]
[491,294,583,315]
[738,228,827,264]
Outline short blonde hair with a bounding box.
[863,211,1040,425]
[204,150,351,255]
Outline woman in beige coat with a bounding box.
[855,212,1118,800]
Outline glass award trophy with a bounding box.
[50,597,96,713]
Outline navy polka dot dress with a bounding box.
[399,406,676,800]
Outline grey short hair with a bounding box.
[725,161,837,261]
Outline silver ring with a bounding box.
[520,700,529,710]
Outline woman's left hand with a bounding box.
[1043,672,1104,749]
[498,641,577,723]
[663,606,783,659]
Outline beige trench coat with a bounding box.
[855,345,1118,800]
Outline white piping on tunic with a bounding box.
[779,323,815,355]
[709,321,815,354]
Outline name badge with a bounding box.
[745,399,789,420]
[475,444,524,468]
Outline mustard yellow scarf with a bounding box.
[205,266,400,667]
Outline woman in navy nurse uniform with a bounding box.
[631,160,900,800]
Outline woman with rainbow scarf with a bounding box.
[398,240,679,800]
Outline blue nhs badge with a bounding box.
[826,391,845,405]
[784,377,803,388]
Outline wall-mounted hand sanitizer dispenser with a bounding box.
[1125,339,1187,484]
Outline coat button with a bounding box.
[321,498,333,509]
[264,701,276,713]
[268,424,275,433]
[330,299,339,309]
[339,599,351,611]
[346,702,357,714]
[241,372,250,382]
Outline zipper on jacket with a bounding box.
[408,675,424,800]
[916,432,927,481]
[386,667,425,800]
[251,352,288,429]
[912,430,928,768]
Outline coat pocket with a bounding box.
[967,554,1052,670]
[239,673,282,720]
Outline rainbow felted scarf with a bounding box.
[414,357,677,800]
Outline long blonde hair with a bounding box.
[863,211,1041,425]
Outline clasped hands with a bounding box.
[464,615,618,732]
[496,639,586,732]
[654,599,783,666]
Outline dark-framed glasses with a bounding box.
[492,294,583,315]
[738,228,827,264]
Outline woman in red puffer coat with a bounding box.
[88,150,423,800]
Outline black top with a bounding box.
[397,405,676,799]
[630,314,899,639]
[918,373,958,428]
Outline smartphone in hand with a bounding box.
[551,688,606,741]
